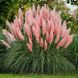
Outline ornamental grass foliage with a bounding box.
[1,4,75,73]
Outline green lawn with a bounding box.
[0,73,78,78]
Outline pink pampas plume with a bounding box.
[39,37,44,48]
[16,28,24,40]
[32,20,40,43]
[42,19,46,35]
[2,29,11,42]
[1,40,11,48]
[64,35,74,48]
[48,29,53,44]
[56,36,67,49]
[27,37,33,52]
[24,23,32,39]
[25,8,34,26]
[6,21,12,31]
[32,4,36,16]
[2,29,16,44]
[29,37,33,47]
[46,31,49,41]
[35,14,40,26]
[18,8,23,23]
[6,31,16,42]
[32,26,39,43]
[32,25,40,43]
[27,43,32,52]
[37,5,40,15]
[43,6,49,21]
[55,34,60,44]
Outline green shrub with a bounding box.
[67,35,78,70]
[0,33,6,72]
[3,40,75,73]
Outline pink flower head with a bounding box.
[16,28,24,40]
[44,40,47,50]
[13,16,22,30]
[55,33,60,44]
[56,36,67,49]
[37,5,40,15]
[42,19,46,35]
[39,37,44,48]
[11,23,18,37]
[2,29,16,44]
[64,35,74,48]
[46,31,49,41]
[14,15,23,30]
[42,5,49,21]
[27,43,32,52]
[32,20,40,43]
[40,7,44,25]
[32,4,36,16]
[48,29,53,44]
[44,7,49,21]
[49,8,56,21]
[7,31,16,42]
[6,21,11,30]
[1,40,11,48]
[35,14,40,26]
[47,20,51,33]
[29,37,33,47]
[61,21,67,37]
[24,23,32,39]
[50,21,55,32]
[2,29,10,42]
[18,8,23,23]
[25,8,34,26]
[18,8,23,30]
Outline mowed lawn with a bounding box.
[0,73,78,78]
